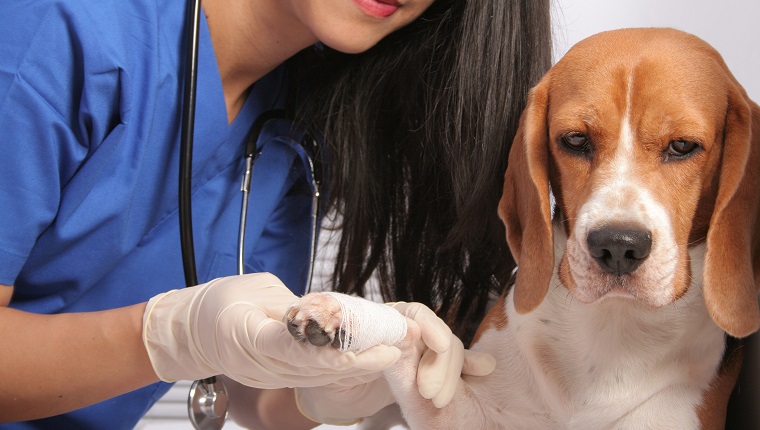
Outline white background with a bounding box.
[552,0,760,101]
[140,0,760,428]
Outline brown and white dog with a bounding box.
[288,28,760,429]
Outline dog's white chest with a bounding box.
[468,277,726,429]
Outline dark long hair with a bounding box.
[290,0,552,341]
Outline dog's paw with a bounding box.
[285,292,408,352]
[285,292,348,349]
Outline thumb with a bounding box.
[390,302,451,353]
[462,350,496,376]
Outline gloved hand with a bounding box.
[391,302,496,406]
[142,273,401,388]
[294,301,496,425]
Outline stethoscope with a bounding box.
[181,109,290,430]
[177,1,320,428]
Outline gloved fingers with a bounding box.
[352,344,402,370]
[416,346,446,400]
[253,319,354,369]
[294,377,396,425]
[144,272,403,390]
[212,306,359,377]
[228,354,389,389]
[202,273,297,320]
[253,320,400,371]
[416,333,465,407]
[431,336,465,408]
[390,302,451,353]
[326,370,387,387]
[462,349,496,376]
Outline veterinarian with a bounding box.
[0,0,551,428]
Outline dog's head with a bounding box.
[498,28,760,338]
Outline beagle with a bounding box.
[287,28,760,429]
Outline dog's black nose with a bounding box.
[586,226,652,276]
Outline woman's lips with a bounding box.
[353,0,400,18]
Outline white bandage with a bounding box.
[324,292,408,352]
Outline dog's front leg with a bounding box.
[382,334,495,430]
[286,292,494,429]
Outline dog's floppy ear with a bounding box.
[498,81,554,313]
[703,84,760,338]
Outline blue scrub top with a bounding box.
[0,0,319,428]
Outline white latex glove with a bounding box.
[295,373,396,425]
[391,302,496,405]
[294,301,496,425]
[142,273,401,388]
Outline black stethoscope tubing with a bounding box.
[179,0,202,289]
[178,1,291,286]
[177,0,299,425]
[178,0,226,428]
[177,0,320,424]
[237,109,288,275]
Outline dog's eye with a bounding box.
[560,133,591,153]
[667,140,699,158]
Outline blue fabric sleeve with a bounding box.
[0,3,122,284]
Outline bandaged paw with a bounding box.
[286,292,408,352]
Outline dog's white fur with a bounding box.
[383,231,724,430]
[289,28,760,430]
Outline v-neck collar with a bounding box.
[190,10,288,176]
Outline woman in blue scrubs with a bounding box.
[0,0,552,428]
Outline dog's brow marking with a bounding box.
[601,72,636,201]
[615,73,636,181]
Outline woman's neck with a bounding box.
[202,0,318,123]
